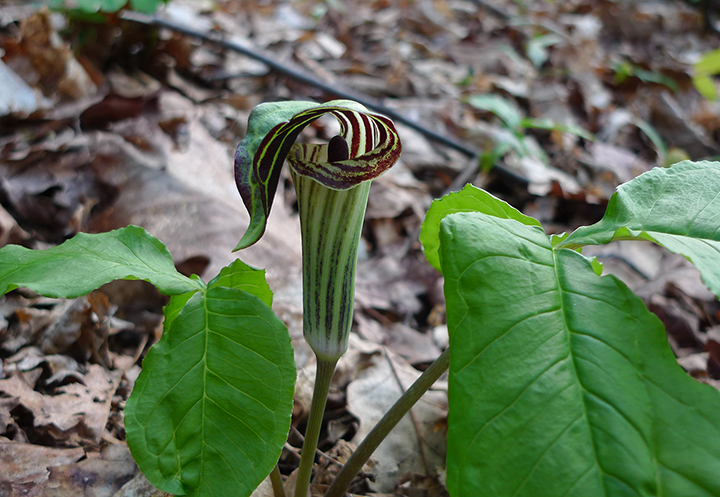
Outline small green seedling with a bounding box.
[1,98,719,497]
[49,0,168,15]
[526,33,563,69]
[693,47,720,100]
[464,93,594,172]
[611,60,679,92]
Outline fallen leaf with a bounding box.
[0,59,49,116]
[0,364,123,445]
[346,343,447,492]
[0,441,83,488]
[44,443,136,497]
[385,323,441,365]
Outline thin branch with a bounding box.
[288,426,347,467]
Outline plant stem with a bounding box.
[323,348,450,497]
[269,465,286,497]
[295,357,339,497]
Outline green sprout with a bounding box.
[693,47,720,100]
[465,93,594,172]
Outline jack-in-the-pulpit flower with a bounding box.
[234,100,402,361]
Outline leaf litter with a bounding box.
[0,0,719,495]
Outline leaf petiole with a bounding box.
[324,347,450,497]
[295,357,339,497]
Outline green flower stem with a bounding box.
[292,172,371,362]
[269,465,286,497]
[323,347,451,497]
[295,357,339,497]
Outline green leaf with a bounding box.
[0,226,203,298]
[495,127,530,158]
[466,94,523,132]
[631,67,679,93]
[558,161,720,298]
[58,0,165,13]
[693,49,720,100]
[692,74,718,100]
[633,118,667,164]
[420,184,541,272]
[125,284,295,497]
[162,291,196,333]
[76,0,126,12]
[612,61,633,84]
[695,47,720,76]
[521,117,595,141]
[234,100,401,250]
[129,0,166,13]
[209,259,273,307]
[525,34,562,69]
[440,212,720,497]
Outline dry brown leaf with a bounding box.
[346,342,447,492]
[0,364,122,445]
[385,323,441,365]
[1,9,96,100]
[0,442,84,490]
[43,443,136,497]
[0,203,30,247]
[110,470,173,497]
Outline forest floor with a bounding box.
[1,0,719,495]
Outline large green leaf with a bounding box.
[440,212,720,497]
[125,280,295,496]
[0,226,203,298]
[558,161,720,297]
[420,184,541,272]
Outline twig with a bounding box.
[120,10,527,188]
[288,427,347,467]
[444,154,482,195]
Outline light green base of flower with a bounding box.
[292,172,371,361]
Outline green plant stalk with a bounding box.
[291,166,372,496]
[292,171,372,362]
[323,347,450,497]
[295,357,339,497]
[270,465,286,497]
